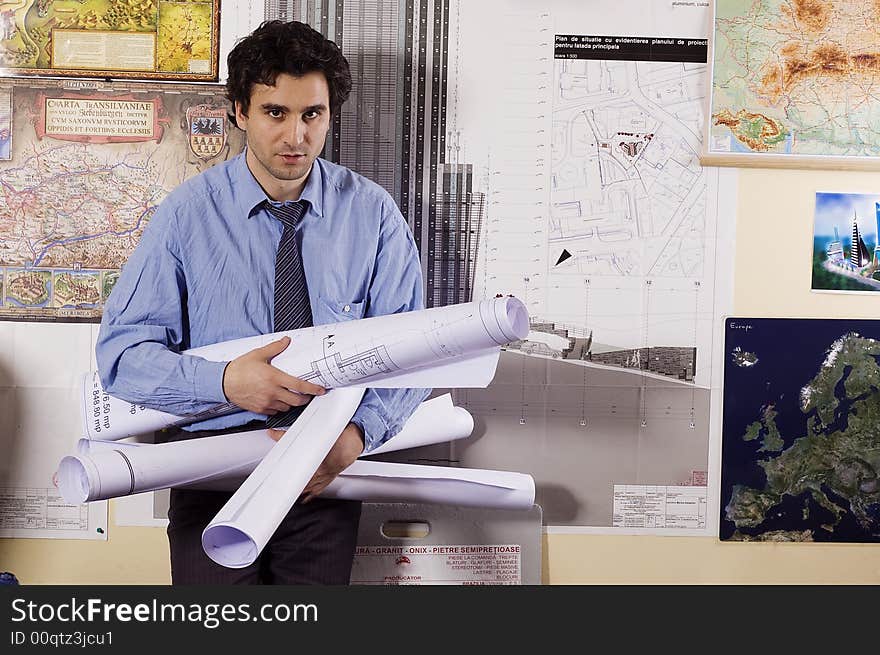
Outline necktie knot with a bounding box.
[265,200,306,231]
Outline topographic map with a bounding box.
[708,0,880,159]
[722,318,880,542]
[0,79,243,321]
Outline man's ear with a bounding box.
[234,101,248,129]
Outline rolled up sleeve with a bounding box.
[351,196,431,452]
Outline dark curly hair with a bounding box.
[226,20,352,126]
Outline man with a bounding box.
[96,20,429,584]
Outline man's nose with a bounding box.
[287,118,306,145]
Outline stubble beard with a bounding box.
[252,146,313,184]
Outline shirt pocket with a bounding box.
[318,297,367,324]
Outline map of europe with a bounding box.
[0,79,243,321]
[709,0,880,158]
[722,318,880,542]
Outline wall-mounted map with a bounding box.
[0,79,243,321]
[0,0,219,81]
[704,0,880,168]
[722,317,880,542]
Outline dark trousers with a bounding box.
[161,423,362,585]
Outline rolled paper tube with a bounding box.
[201,387,366,569]
[196,460,536,511]
[60,394,473,503]
[84,296,528,440]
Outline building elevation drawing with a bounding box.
[267,0,484,308]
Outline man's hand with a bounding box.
[268,422,365,502]
[222,336,325,414]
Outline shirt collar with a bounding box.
[234,151,325,219]
[234,152,267,218]
[298,157,325,218]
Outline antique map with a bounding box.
[0,79,243,321]
[707,0,880,162]
[0,0,219,80]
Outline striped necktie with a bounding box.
[264,200,312,428]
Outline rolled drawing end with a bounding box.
[482,295,530,345]
[57,456,91,504]
[201,523,259,569]
[453,406,475,437]
[504,296,531,341]
[522,473,536,506]
[445,472,535,509]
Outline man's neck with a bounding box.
[245,150,311,202]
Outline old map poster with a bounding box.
[0,0,219,80]
[0,79,243,321]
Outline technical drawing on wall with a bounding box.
[259,0,734,532]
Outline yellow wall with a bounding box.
[1,504,170,585]
[2,167,879,584]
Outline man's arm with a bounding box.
[97,204,323,418]
[300,421,364,502]
[96,204,229,415]
[350,194,432,453]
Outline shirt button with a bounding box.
[343,304,351,312]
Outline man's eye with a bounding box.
[268,109,283,118]
[304,111,320,119]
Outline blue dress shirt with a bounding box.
[96,152,430,452]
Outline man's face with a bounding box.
[235,71,331,201]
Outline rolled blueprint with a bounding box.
[60,431,273,503]
[60,394,474,503]
[201,383,534,569]
[76,438,144,455]
[84,296,529,440]
[202,387,366,569]
[192,461,534,510]
[358,393,473,456]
